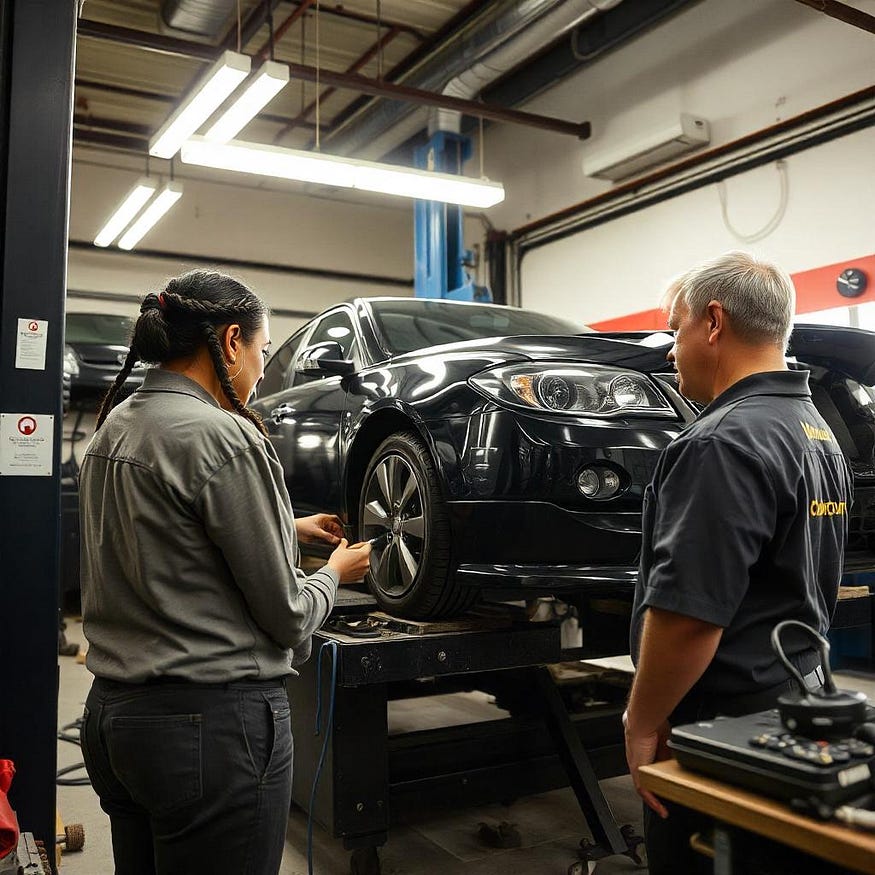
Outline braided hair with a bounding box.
[96,270,269,435]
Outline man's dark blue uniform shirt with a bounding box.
[630,369,852,711]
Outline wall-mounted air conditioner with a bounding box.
[582,114,711,182]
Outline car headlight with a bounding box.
[469,363,674,418]
[63,345,80,378]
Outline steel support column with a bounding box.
[0,0,76,865]
[414,132,487,302]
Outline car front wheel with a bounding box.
[359,431,476,619]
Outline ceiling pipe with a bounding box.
[326,0,621,160]
[431,0,622,137]
[792,0,875,35]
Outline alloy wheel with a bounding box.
[361,453,426,597]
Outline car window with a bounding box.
[303,309,357,360]
[258,330,307,398]
[369,300,589,355]
[66,313,134,345]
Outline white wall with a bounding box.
[68,156,418,341]
[474,0,875,318]
[519,127,875,322]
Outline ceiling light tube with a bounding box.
[182,137,357,188]
[352,164,505,208]
[180,137,505,208]
[117,182,184,251]
[93,178,158,247]
[204,60,289,143]
[150,51,250,159]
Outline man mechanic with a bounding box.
[624,251,853,874]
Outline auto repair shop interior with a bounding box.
[2,1,875,873]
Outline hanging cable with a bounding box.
[300,13,307,117]
[315,0,321,151]
[307,639,338,875]
[266,0,275,61]
[718,160,789,244]
[479,113,485,179]
[236,0,242,53]
[376,0,384,80]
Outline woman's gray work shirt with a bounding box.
[79,368,338,683]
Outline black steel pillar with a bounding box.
[0,0,77,864]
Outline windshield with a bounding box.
[370,300,590,355]
[66,313,134,346]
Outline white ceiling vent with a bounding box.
[582,114,711,182]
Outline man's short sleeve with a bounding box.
[639,437,777,627]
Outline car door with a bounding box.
[259,308,360,518]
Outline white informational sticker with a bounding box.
[15,319,49,370]
[0,413,54,476]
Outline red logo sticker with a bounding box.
[17,416,37,436]
[28,321,39,332]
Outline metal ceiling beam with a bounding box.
[75,19,588,140]
[323,0,491,141]
[792,0,875,34]
[273,25,402,141]
[255,0,315,59]
[73,128,149,152]
[220,0,285,51]
[74,114,151,138]
[283,59,590,138]
[283,2,425,41]
[75,78,318,130]
[77,18,216,61]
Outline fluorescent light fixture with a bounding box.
[183,136,357,187]
[353,163,504,208]
[181,137,505,208]
[117,182,183,251]
[204,60,289,143]
[93,178,158,247]
[150,51,250,159]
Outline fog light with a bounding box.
[577,465,623,500]
[601,469,620,495]
[577,468,600,497]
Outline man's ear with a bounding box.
[222,324,243,364]
[706,300,724,345]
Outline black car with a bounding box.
[65,312,146,407]
[252,298,875,619]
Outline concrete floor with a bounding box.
[55,618,875,875]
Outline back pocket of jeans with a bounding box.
[108,714,202,815]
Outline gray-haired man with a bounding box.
[624,251,852,874]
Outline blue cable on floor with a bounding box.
[308,639,338,875]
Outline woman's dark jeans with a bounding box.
[81,677,293,875]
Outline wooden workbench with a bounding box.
[639,759,875,874]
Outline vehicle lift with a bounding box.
[287,590,643,875]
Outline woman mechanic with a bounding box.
[78,270,371,875]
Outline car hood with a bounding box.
[69,342,130,365]
[390,333,674,373]
[789,325,875,385]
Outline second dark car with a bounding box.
[251,298,875,619]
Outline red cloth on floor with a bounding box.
[0,760,19,859]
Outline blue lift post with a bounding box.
[414,131,491,302]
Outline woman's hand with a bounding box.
[326,539,372,584]
[296,513,344,546]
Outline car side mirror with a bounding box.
[295,341,355,377]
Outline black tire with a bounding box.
[358,431,477,619]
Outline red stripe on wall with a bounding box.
[589,255,875,332]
